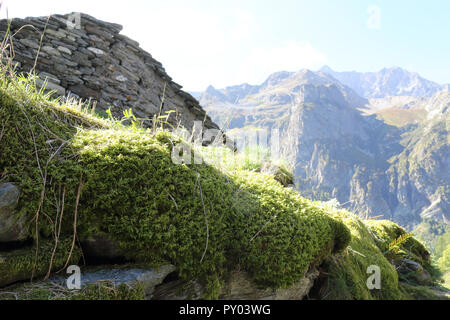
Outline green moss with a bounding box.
[0,69,351,298]
[317,211,404,300]
[0,238,81,287]
[365,220,431,270]
[229,171,350,289]
[3,65,438,300]
[73,282,145,300]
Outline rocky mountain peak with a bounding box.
[319,66,443,98]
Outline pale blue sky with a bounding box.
[1,0,449,91]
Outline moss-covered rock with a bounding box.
[0,69,351,298]
[0,238,81,287]
[1,66,443,300]
[0,183,28,242]
[365,220,431,269]
[314,210,404,300]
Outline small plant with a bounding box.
[122,108,139,130]
[387,233,414,255]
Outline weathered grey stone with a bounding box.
[65,75,84,85]
[68,84,100,99]
[19,38,39,50]
[115,75,128,82]
[76,37,89,47]
[87,47,105,56]
[35,78,66,96]
[50,40,78,52]
[39,72,61,84]
[220,269,319,300]
[72,52,92,67]
[394,258,432,285]
[78,13,123,33]
[50,55,78,67]
[85,24,115,40]
[57,45,72,55]
[81,233,124,260]
[51,265,176,298]
[153,269,320,300]
[0,183,27,242]
[3,13,219,133]
[41,46,61,56]
[45,28,68,39]
[114,34,140,49]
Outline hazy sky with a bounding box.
[1,0,449,91]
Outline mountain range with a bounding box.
[198,67,450,228]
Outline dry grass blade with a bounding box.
[44,185,66,280]
[61,175,84,271]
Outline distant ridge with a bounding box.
[318,65,443,98]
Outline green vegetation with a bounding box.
[376,107,427,127]
[414,219,450,289]
[316,210,405,300]
[0,238,81,287]
[0,66,350,298]
[0,61,446,300]
[413,218,449,254]
[0,280,144,300]
[437,244,450,288]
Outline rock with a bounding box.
[68,84,100,100]
[412,270,432,285]
[45,28,68,39]
[395,258,423,272]
[41,45,61,56]
[220,269,319,300]
[80,233,125,261]
[35,78,66,96]
[115,75,128,82]
[84,24,115,41]
[3,13,219,133]
[87,47,105,56]
[39,72,61,84]
[18,38,39,50]
[153,268,319,300]
[0,239,81,287]
[52,265,176,299]
[57,46,72,55]
[0,183,27,242]
[394,258,432,285]
[152,279,204,300]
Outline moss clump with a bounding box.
[230,171,350,289]
[316,210,405,300]
[316,213,445,300]
[365,220,431,270]
[0,69,351,298]
[0,238,81,287]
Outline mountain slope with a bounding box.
[199,70,450,227]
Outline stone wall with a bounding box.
[0,12,218,131]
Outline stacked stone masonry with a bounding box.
[0,13,219,131]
